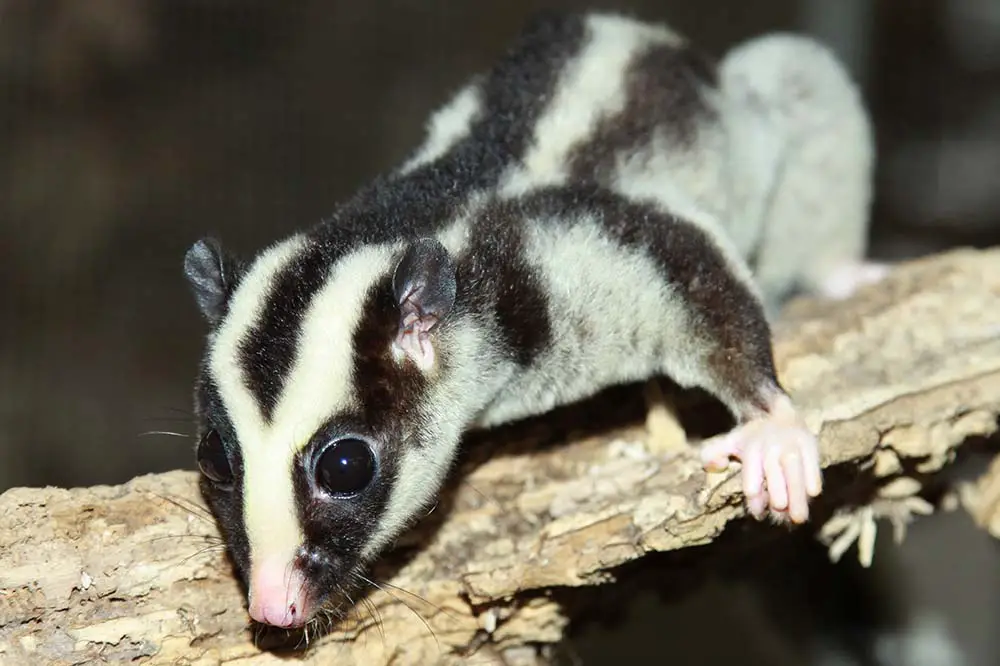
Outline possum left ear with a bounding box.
[392,238,457,371]
[184,238,240,327]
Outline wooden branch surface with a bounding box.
[3,248,1000,665]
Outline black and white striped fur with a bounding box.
[184,11,880,630]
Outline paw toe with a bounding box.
[747,492,770,520]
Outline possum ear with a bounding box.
[391,238,457,371]
[184,238,240,327]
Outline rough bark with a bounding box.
[2,247,1000,666]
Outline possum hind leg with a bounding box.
[720,34,886,307]
[814,260,890,301]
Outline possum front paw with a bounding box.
[699,394,822,523]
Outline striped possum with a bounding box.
[184,12,884,630]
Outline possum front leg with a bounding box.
[681,301,822,524]
[524,188,823,522]
[633,203,823,523]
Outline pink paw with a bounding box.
[818,261,890,301]
[700,400,822,523]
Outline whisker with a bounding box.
[138,430,192,439]
[311,589,349,650]
[461,481,503,511]
[140,415,197,425]
[140,533,222,546]
[317,606,338,639]
[347,586,367,625]
[342,587,375,654]
[344,586,385,649]
[357,597,374,653]
[153,406,194,416]
[177,542,228,565]
[298,620,310,650]
[365,575,457,623]
[351,571,440,652]
[152,493,215,523]
[361,595,386,646]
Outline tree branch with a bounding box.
[3,248,999,665]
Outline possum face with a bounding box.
[184,235,461,629]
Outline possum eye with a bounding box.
[315,438,376,497]
[197,430,234,488]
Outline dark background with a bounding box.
[2,1,999,664]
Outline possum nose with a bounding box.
[247,559,310,628]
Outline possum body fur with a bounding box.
[184,11,880,630]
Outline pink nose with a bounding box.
[249,597,301,628]
[247,559,310,628]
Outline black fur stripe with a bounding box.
[284,276,423,608]
[351,275,430,433]
[194,372,251,582]
[330,11,589,237]
[568,41,719,184]
[234,13,587,417]
[463,11,589,182]
[254,278,418,613]
[519,186,776,411]
[455,200,553,366]
[289,407,398,607]
[236,239,331,422]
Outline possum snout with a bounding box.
[248,556,312,628]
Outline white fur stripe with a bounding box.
[270,243,398,434]
[208,234,310,567]
[399,85,482,174]
[500,13,681,196]
[209,234,308,440]
[210,233,403,571]
[240,243,399,567]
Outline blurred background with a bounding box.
[2,0,999,664]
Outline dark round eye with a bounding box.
[197,430,234,488]
[315,438,376,497]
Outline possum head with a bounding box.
[184,235,464,629]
